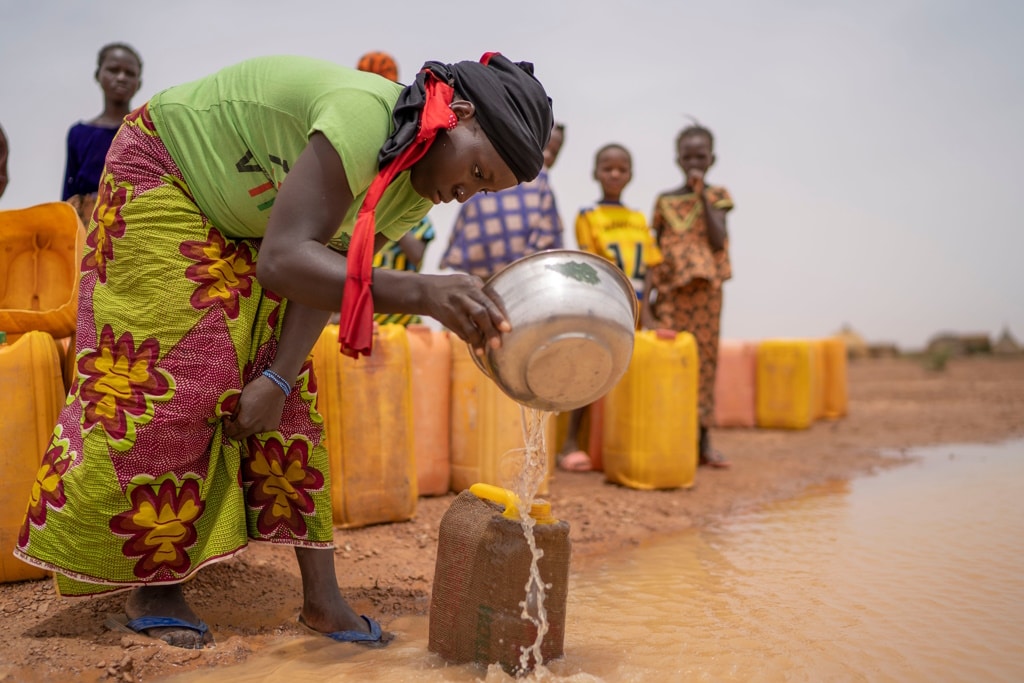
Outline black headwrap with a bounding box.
[379,53,553,183]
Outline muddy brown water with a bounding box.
[162,439,1024,682]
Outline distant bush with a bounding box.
[924,348,950,372]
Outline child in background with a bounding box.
[356,50,399,82]
[355,50,435,326]
[645,123,734,468]
[557,143,662,472]
[62,43,143,223]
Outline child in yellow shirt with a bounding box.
[558,143,661,471]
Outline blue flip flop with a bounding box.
[106,614,210,648]
[298,614,389,647]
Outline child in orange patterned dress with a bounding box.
[644,123,734,468]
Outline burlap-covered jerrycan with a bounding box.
[428,483,571,674]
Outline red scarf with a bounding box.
[337,71,456,357]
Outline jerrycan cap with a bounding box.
[469,483,558,525]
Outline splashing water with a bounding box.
[506,406,550,510]
[499,406,554,674]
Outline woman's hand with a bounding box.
[421,273,511,354]
[223,375,288,440]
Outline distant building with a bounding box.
[867,342,900,359]
[927,332,993,357]
[993,327,1021,355]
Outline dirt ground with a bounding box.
[2,356,1023,682]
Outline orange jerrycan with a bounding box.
[312,324,417,528]
[1,331,65,583]
[554,411,572,458]
[449,344,556,496]
[0,202,85,341]
[429,483,570,675]
[756,338,820,429]
[714,339,758,428]
[810,338,827,420]
[821,336,848,418]
[602,329,699,490]
[407,325,452,496]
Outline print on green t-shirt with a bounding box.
[149,55,430,242]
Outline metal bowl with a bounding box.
[471,249,638,412]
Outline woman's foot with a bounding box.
[295,547,393,646]
[556,450,592,472]
[297,609,393,647]
[298,600,370,636]
[120,584,213,649]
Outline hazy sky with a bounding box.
[1,0,1020,349]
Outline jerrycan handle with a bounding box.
[469,483,558,525]
[470,483,524,520]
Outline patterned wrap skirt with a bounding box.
[651,277,723,429]
[14,104,334,596]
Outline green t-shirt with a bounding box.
[148,55,431,243]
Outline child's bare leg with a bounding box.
[698,425,731,468]
[556,406,592,471]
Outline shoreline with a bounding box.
[1,356,1022,683]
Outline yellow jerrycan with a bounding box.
[756,338,820,429]
[821,336,849,418]
[602,329,699,490]
[1,330,65,583]
[406,325,452,496]
[429,482,571,674]
[312,324,417,528]
[0,202,85,341]
[449,344,556,496]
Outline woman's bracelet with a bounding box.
[262,369,292,397]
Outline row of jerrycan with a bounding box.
[559,333,850,488]
[714,337,849,430]
[311,324,705,527]
[311,324,560,529]
[1,325,851,583]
